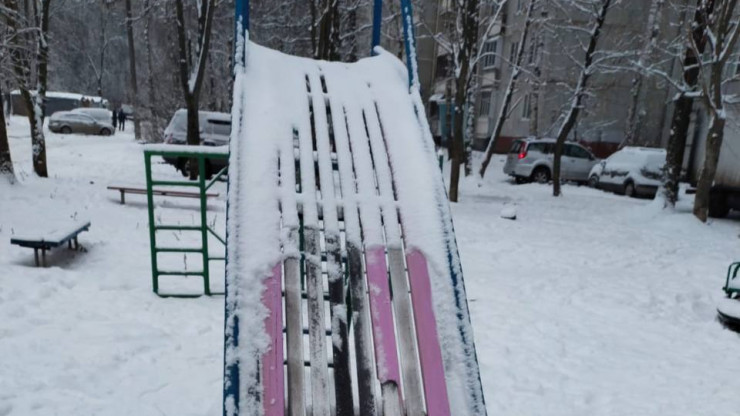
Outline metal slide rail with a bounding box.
[144,148,228,298]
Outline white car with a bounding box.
[503,138,599,184]
[588,147,665,197]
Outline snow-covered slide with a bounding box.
[223,33,486,416]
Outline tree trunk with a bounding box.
[449,0,480,202]
[124,0,142,140]
[6,0,49,177]
[37,0,50,127]
[346,4,358,61]
[479,0,537,178]
[0,87,13,179]
[692,0,740,220]
[174,0,216,179]
[20,89,48,177]
[693,114,724,222]
[663,0,715,207]
[97,4,108,98]
[623,0,665,147]
[552,0,611,197]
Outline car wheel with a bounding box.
[531,167,550,184]
[709,191,730,218]
[177,158,189,177]
[624,181,636,198]
[588,175,599,188]
[60,126,72,134]
[100,128,112,136]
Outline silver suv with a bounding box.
[162,109,231,176]
[504,138,599,184]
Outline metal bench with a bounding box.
[10,221,91,267]
[107,184,219,204]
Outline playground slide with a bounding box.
[222,40,487,416]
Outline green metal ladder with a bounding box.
[144,148,229,298]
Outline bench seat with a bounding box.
[107,184,219,204]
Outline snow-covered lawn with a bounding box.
[1,116,739,415]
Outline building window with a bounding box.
[479,90,492,117]
[482,40,498,68]
[509,41,519,64]
[522,93,532,119]
[517,0,523,12]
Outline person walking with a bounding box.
[117,108,126,131]
[111,108,118,131]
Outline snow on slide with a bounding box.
[223,41,485,415]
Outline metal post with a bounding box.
[198,156,211,295]
[145,152,159,294]
[400,0,419,88]
[235,0,249,69]
[371,0,383,54]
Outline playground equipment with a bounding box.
[143,146,228,297]
[717,262,740,329]
[223,1,487,415]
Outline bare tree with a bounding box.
[552,0,612,197]
[6,0,51,177]
[479,0,537,178]
[692,0,740,221]
[448,0,482,202]
[623,0,666,146]
[174,0,217,178]
[0,85,12,180]
[124,0,142,140]
[312,0,341,60]
[662,0,716,207]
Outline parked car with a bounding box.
[504,138,599,184]
[72,108,114,126]
[48,111,114,136]
[162,109,231,176]
[588,147,665,198]
[121,104,135,120]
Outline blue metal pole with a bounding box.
[400,0,419,88]
[234,0,249,68]
[371,0,383,54]
[224,2,248,415]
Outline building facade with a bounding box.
[423,0,692,154]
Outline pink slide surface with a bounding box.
[406,249,451,416]
[261,264,284,415]
[365,247,402,387]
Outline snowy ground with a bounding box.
[2,116,740,415]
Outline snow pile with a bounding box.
[1,118,226,415]
[2,113,740,415]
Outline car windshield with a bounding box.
[169,112,188,133]
[644,153,665,172]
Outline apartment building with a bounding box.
[425,0,689,154]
